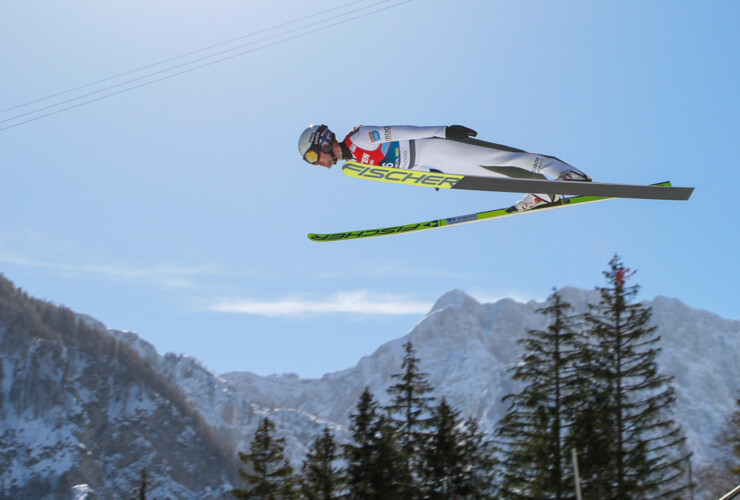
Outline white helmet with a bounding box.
[298,124,336,164]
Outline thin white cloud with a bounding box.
[81,262,219,289]
[0,248,216,289]
[209,291,433,317]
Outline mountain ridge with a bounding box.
[1,274,738,498]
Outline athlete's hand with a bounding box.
[445,125,477,140]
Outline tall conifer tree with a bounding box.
[367,412,407,497]
[460,417,497,498]
[421,398,466,498]
[732,398,740,478]
[576,255,692,499]
[300,427,343,499]
[233,417,295,499]
[386,341,435,496]
[343,388,405,498]
[386,341,435,452]
[343,388,378,497]
[495,290,583,499]
[421,399,495,498]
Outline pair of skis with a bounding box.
[308,161,694,242]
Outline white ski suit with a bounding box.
[342,125,587,182]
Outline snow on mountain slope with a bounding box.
[109,329,341,468]
[0,277,236,499]
[2,273,738,497]
[221,286,739,473]
[648,295,740,469]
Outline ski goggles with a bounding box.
[303,125,335,164]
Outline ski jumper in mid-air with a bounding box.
[297,124,591,212]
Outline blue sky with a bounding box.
[1,0,738,378]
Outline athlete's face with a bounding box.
[315,151,336,169]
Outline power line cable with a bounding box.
[0,0,368,116]
[0,0,411,132]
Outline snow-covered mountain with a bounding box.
[1,275,738,499]
[222,287,740,474]
[0,278,237,499]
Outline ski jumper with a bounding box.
[342,125,587,181]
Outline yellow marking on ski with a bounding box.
[342,161,463,189]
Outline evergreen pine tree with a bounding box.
[730,399,740,477]
[732,397,740,478]
[344,388,405,498]
[495,289,583,499]
[693,395,740,496]
[130,468,154,500]
[421,398,495,499]
[567,375,615,500]
[138,468,148,500]
[344,388,378,497]
[420,398,465,498]
[459,417,497,498]
[576,255,692,499]
[233,417,295,499]
[367,412,407,498]
[385,341,435,495]
[300,427,343,500]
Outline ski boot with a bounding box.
[506,171,592,212]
